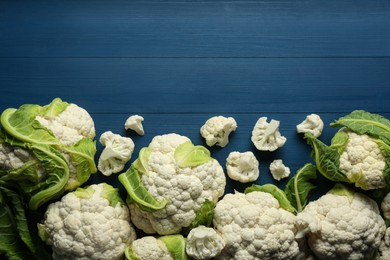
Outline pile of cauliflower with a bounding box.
[2,100,390,260]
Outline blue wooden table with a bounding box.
[0,0,389,218]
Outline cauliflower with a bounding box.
[297,184,386,260]
[39,183,136,260]
[381,192,390,220]
[125,115,145,136]
[186,225,225,260]
[125,235,186,260]
[213,191,301,260]
[200,116,237,147]
[379,227,390,260]
[305,110,390,190]
[119,133,226,235]
[339,130,386,190]
[251,117,286,151]
[269,159,291,181]
[0,98,97,210]
[226,151,259,183]
[98,131,135,176]
[296,114,324,137]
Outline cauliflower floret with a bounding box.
[40,183,136,260]
[269,159,291,181]
[226,151,259,183]
[200,116,237,147]
[98,131,135,176]
[296,114,324,137]
[36,103,95,146]
[186,225,225,260]
[339,130,386,190]
[382,193,390,220]
[213,191,300,260]
[251,117,286,151]
[125,115,145,136]
[127,236,173,260]
[297,184,386,260]
[126,133,226,235]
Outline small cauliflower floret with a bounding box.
[122,133,226,235]
[269,159,290,181]
[186,225,225,260]
[226,151,259,183]
[251,117,286,151]
[98,131,135,176]
[296,114,324,137]
[200,116,237,147]
[0,142,36,171]
[125,115,145,136]
[339,130,386,190]
[39,183,136,260]
[297,184,386,260]
[36,103,96,146]
[213,191,300,260]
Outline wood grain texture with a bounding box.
[0,0,389,227]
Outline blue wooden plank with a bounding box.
[0,57,389,114]
[1,0,390,58]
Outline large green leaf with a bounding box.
[304,132,350,183]
[331,110,390,145]
[284,163,317,213]
[118,165,167,212]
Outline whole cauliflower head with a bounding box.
[213,191,300,260]
[98,131,135,176]
[39,183,136,260]
[339,130,386,190]
[297,184,386,260]
[251,117,286,151]
[200,116,237,147]
[120,133,226,235]
[226,151,259,183]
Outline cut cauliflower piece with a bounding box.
[213,191,301,260]
[297,184,386,260]
[200,116,237,147]
[251,117,286,151]
[269,159,291,181]
[296,114,324,137]
[125,115,145,136]
[39,183,136,260]
[186,225,225,260]
[119,133,226,235]
[98,131,135,176]
[226,151,259,183]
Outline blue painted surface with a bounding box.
[0,0,390,249]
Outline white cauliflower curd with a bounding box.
[251,117,286,151]
[186,225,225,259]
[297,184,386,260]
[39,183,136,260]
[125,115,145,136]
[98,131,135,176]
[119,133,226,235]
[200,116,237,147]
[213,191,300,260]
[296,114,324,137]
[269,159,291,181]
[226,151,259,183]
